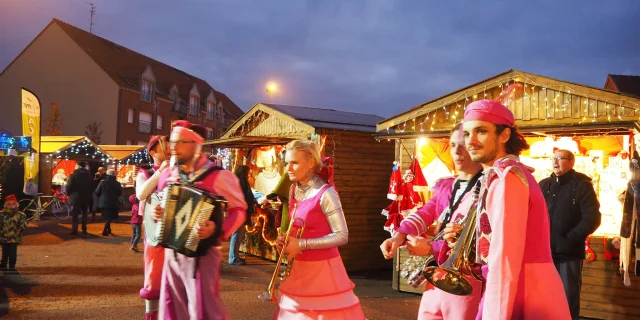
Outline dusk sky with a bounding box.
[1,0,639,117]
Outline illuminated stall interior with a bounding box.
[206,103,394,271]
[377,69,640,319]
[40,136,109,196]
[99,145,151,188]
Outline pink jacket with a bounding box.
[397,177,454,255]
[158,156,247,241]
[129,194,142,224]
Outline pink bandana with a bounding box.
[464,100,514,126]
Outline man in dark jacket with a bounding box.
[66,161,94,235]
[539,149,601,320]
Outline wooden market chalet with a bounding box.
[377,69,640,319]
[206,102,395,271]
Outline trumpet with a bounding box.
[258,203,305,302]
[423,186,483,296]
[400,215,466,288]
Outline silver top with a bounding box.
[292,175,349,250]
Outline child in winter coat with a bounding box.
[0,194,28,271]
[129,194,142,252]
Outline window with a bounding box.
[206,128,214,140]
[189,96,199,115]
[206,101,215,120]
[141,80,153,102]
[128,109,134,123]
[157,115,163,129]
[139,111,152,133]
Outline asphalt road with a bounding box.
[0,212,420,319]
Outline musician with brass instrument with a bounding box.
[380,123,484,320]
[135,135,169,320]
[268,140,365,320]
[457,99,570,319]
[153,120,248,319]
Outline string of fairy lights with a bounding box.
[385,73,640,134]
[44,138,151,165]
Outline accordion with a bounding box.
[156,183,227,257]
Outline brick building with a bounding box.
[0,18,243,146]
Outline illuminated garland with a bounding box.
[385,73,640,133]
[245,212,277,246]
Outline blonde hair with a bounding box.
[286,140,322,172]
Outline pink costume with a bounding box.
[474,156,570,319]
[397,177,482,320]
[274,175,365,320]
[136,165,166,320]
[157,156,247,320]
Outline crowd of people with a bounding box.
[380,99,602,320]
[1,98,605,320]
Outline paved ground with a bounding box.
[0,212,420,319]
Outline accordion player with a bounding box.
[156,183,227,257]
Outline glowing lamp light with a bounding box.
[554,137,580,155]
[265,81,277,93]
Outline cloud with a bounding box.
[1,0,639,117]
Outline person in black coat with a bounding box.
[539,149,601,320]
[95,169,122,236]
[91,167,106,220]
[66,161,94,235]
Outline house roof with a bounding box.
[606,74,640,97]
[263,103,385,132]
[27,18,244,117]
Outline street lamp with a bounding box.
[266,81,277,103]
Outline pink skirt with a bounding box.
[274,255,366,320]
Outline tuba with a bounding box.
[258,203,305,302]
[422,184,484,296]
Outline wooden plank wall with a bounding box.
[319,128,395,271]
[581,236,640,319]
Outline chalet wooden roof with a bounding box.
[377,69,640,135]
[98,145,145,161]
[2,18,243,117]
[206,103,384,147]
[606,74,640,98]
[41,136,104,154]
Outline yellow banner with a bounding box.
[21,88,40,194]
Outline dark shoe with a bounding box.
[8,267,16,272]
[231,260,246,266]
[70,231,78,235]
[82,230,88,235]
[0,266,7,271]
[102,232,109,236]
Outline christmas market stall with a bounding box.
[99,144,151,210]
[376,69,640,318]
[205,103,395,271]
[0,133,33,202]
[39,136,109,196]
[99,145,150,187]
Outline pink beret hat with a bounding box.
[463,99,515,126]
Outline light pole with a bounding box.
[265,81,277,103]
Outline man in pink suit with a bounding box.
[380,123,484,320]
[154,121,247,319]
[460,99,571,319]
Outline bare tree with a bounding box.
[44,101,64,135]
[84,120,103,144]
